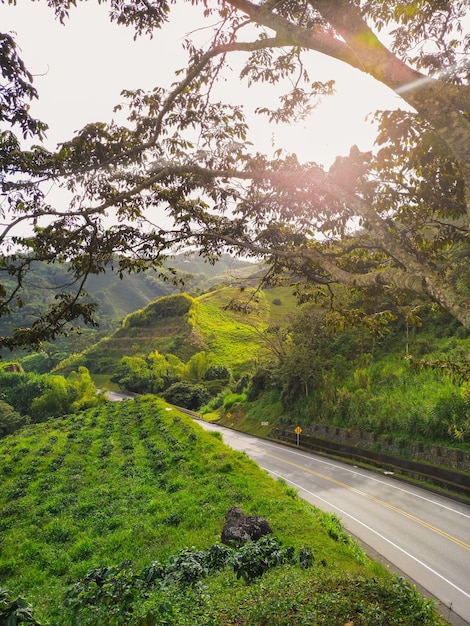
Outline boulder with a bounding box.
[221,507,273,547]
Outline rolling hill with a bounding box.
[0,253,260,361]
[59,285,298,377]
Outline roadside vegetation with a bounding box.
[3,284,470,452]
[0,396,444,625]
[0,363,103,437]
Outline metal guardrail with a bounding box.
[270,427,470,500]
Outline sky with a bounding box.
[2,1,405,168]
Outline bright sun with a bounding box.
[2,2,401,168]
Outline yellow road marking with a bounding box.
[265,452,470,552]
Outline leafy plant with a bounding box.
[64,561,143,626]
[230,536,296,583]
[0,587,42,625]
[223,392,246,410]
[162,382,209,410]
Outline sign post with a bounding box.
[294,426,302,446]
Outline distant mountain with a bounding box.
[0,254,260,359]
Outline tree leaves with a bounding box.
[1,0,470,347]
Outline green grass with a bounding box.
[0,397,445,625]
[60,287,280,378]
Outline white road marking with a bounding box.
[264,466,470,601]
[257,439,470,519]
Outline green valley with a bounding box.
[2,271,470,625]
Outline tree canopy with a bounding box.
[1,0,469,349]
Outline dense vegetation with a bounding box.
[0,396,444,625]
[3,279,468,453]
[1,2,469,622]
[242,302,470,447]
[46,285,470,449]
[2,2,470,349]
[0,363,103,437]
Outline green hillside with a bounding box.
[53,280,470,452]
[0,396,444,625]
[62,286,295,376]
[0,254,259,363]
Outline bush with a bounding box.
[223,392,246,410]
[231,536,296,582]
[203,364,231,381]
[430,390,470,441]
[246,368,276,401]
[163,382,210,410]
[0,587,42,625]
[0,400,29,438]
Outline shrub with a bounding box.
[203,364,231,381]
[430,390,470,441]
[223,392,247,410]
[163,382,210,410]
[230,536,296,583]
[0,401,29,438]
[0,587,42,625]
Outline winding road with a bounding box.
[194,420,470,626]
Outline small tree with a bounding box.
[204,364,231,381]
[0,400,29,437]
[31,375,70,420]
[1,1,470,349]
[31,367,100,420]
[67,366,102,413]
[184,352,209,384]
[163,382,210,410]
[111,356,152,394]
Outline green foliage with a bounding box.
[0,367,101,426]
[183,351,208,383]
[0,371,45,417]
[231,536,296,583]
[111,351,187,395]
[65,539,311,623]
[0,396,444,625]
[223,392,247,410]
[126,295,194,328]
[30,367,102,421]
[20,351,62,374]
[0,0,469,357]
[203,364,231,381]
[63,543,438,626]
[162,382,210,410]
[0,401,29,438]
[111,356,153,394]
[65,561,143,626]
[431,390,470,442]
[0,587,42,625]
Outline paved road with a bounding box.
[195,420,470,626]
[104,390,136,402]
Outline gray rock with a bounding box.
[221,507,273,547]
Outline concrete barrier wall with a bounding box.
[284,423,470,472]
